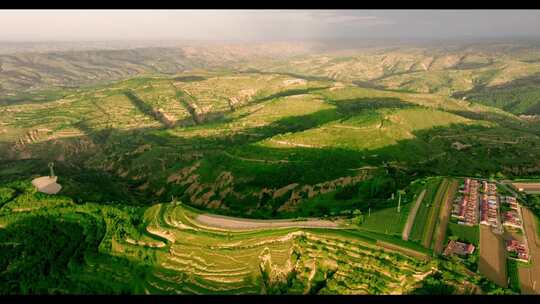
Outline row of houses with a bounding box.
[505,196,519,209]
[480,181,500,228]
[452,178,479,226]
[500,196,523,230]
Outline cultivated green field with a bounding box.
[1,179,505,295]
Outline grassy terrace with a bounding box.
[3,180,500,294]
[359,203,411,237]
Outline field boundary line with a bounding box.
[402,189,426,241]
[376,240,430,261]
[421,179,449,248]
[433,179,458,254]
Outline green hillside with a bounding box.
[1,41,540,295]
[0,180,507,295]
[2,71,540,219]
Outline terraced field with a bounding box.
[0,180,500,295]
[3,41,540,294]
[3,69,540,220]
[140,202,435,294]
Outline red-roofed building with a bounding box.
[444,240,475,257]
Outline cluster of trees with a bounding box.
[0,216,88,294]
[523,194,540,219]
[466,83,540,115]
[410,271,456,295]
[0,187,16,207]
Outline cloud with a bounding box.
[305,11,393,26]
[0,10,538,42]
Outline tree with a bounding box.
[352,209,365,226]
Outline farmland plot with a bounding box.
[479,225,507,288]
[518,207,540,294]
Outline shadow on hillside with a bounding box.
[239,69,335,82]
[249,86,331,104]
[452,72,540,116]
[2,95,540,216]
[173,75,207,82]
[451,58,495,70]
[446,109,540,133]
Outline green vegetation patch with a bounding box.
[507,259,521,293]
[409,178,443,243]
[447,223,480,246]
[357,203,410,237]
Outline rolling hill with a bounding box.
[2,40,540,295]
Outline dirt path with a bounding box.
[422,179,449,248]
[518,207,540,294]
[376,241,430,261]
[223,151,291,164]
[433,180,458,254]
[512,183,540,194]
[479,225,508,288]
[195,213,341,231]
[329,124,371,131]
[269,139,317,148]
[402,189,426,241]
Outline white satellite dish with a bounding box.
[31,162,62,194]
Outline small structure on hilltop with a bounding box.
[31,162,62,194]
[451,141,472,151]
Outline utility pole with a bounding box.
[397,191,402,213]
[48,162,55,178]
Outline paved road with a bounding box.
[496,181,528,202]
[195,213,342,230]
[402,189,426,241]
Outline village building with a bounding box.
[506,239,529,262]
[502,210,522,229]
[444,240,475,257]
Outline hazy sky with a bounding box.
[0,10,539,42]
